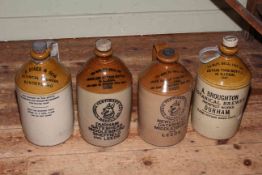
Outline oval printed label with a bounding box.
[93,99,123,122]
[160,96,186,121]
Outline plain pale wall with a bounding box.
[0,0,247,41]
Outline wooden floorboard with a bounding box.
[0,32,261,175]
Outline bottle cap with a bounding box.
[96,39,112,52]
[223,35,238,48]
[162,48,175,57]
[32,41,47,53]
[157,48,178,63]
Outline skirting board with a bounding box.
[0,0,247,41]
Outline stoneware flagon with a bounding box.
[138,43,193,146]
[15,41,74,146]
[192,35,251,139]
[77,39,132,147]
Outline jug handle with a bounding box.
[199,46,220,64]
[47,40,60,62]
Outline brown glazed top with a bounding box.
[15,41,71,94]
[198,37,251,90]
[77,39,132,94]
[139,44,193,96]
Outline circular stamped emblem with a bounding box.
[160,96,187,120]
[93,99,123,122]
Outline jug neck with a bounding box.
[153,44,178,64]
[219,44,238,56]
[95,49,113,58]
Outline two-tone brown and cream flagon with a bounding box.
[15,41,74,146]
[138,44,193,146]
[77,39,132,147]
[192,35,251,139]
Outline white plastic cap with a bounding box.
[223,35,238,47]
[96,39,112,52]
